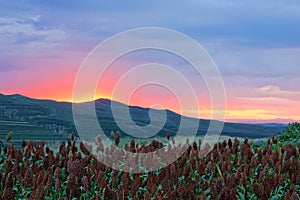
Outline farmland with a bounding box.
[0,93,286,141]
[0,122,299,199]
[0,120,67,149]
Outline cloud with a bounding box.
[211,47,300,81]
[1,1,300,50]
[0,16,66,46]
[256,84,300,99]
[258,85,281,93]
[228,83,300,106]
[28,15,40,22]
[0,0,299,122]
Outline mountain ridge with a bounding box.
[0,93,287,139]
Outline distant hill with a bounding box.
[0,93,287,141]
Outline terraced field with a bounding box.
[0,120,67,148]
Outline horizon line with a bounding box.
[1,92,297,125]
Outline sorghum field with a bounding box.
[0,123,300,200]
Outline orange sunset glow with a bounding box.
[2,2,300,200]
[1,1,299,124]
[2,71,299,123]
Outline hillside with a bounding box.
[0,93,286,142]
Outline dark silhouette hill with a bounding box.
[0,93,286,140]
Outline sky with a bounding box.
[0,0,300,123]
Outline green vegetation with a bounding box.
[0,123,299,199]
[277,122,300,146]
[0,120,67,148]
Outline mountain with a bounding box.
[228,118,297,124]
[0,93,287,142]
